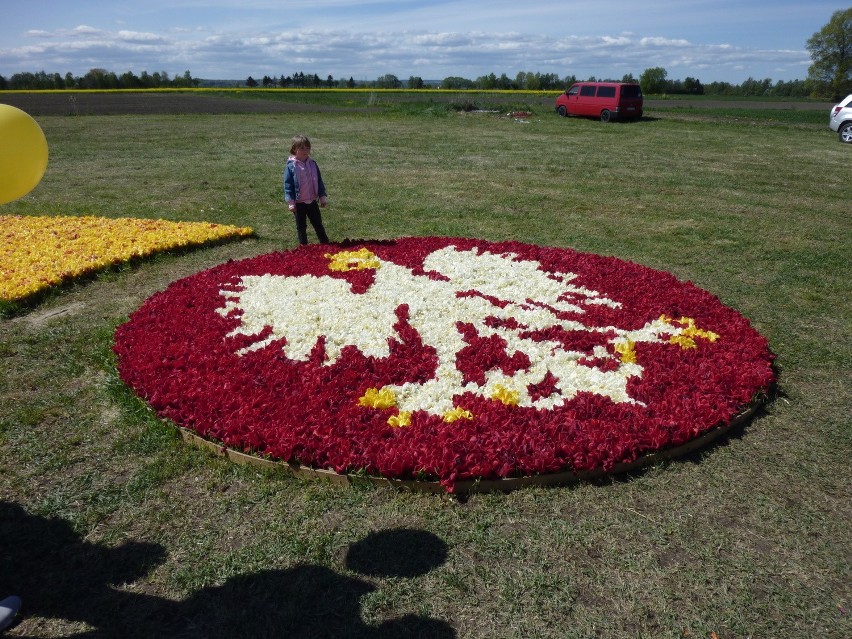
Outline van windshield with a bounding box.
[621,85,642,98]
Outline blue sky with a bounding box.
[0,1,836,83]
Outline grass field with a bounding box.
[0,92,849,638]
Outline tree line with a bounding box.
[0,67,821,98]
[248,72,354,88]
[249,69,815,97]
[0,69,200,90]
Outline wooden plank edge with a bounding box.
[177,399,765,495]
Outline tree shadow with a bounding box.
[0,502,454,638]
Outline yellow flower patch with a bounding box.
[660,315,720,350]
[387,411,412,428]
[443,407,474,423]
[326,248,381,272]
[491,384,520,407]
[358,386,397,409]
[614,339,637,364]
[0,215,253,302]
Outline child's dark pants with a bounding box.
[294,200,329,244]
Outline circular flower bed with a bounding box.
[114,237,775,492]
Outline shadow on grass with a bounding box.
[0,502,454,638]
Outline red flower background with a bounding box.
[113,237,775,491]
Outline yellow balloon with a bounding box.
[0,104,49,205]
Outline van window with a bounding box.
[596,86,616,98]
[580,85,596,97]
[567,86,579,96]
[621,85,642,98]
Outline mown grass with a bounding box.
[0,94,849,638]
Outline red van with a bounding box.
[555,82,643,122]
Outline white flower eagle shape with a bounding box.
[216,246,717,422]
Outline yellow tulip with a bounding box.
[443,407,474,423]
[387,411,412,428]
[358,386,397,409]
[492,385,519,406]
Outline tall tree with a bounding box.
[639,67,668,94]
[441,76,474,89]
[375,74,402,88]
[806,8,852,98]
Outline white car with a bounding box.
[829,94,852,143]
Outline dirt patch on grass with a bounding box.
[14,301,86,326]
[0,92,378,116]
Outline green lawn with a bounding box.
[0,95,849,638]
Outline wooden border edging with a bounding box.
[178,400,764,495]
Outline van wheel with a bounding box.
[557,105,567,117]
[600,110,611,122]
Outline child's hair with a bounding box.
[290,134,311,154]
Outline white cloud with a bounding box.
[1,21,811,83]
[70,25,104,36]
[640,37,692,48]
[117,31,166,43]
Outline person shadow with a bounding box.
[0,501,455,638]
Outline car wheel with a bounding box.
[600,109,611,123]
[840,122,852,144]
[557,105,567,117]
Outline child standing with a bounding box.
[283,135,330,245]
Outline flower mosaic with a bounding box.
[114,237,775,491]
[0,215,253,303]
